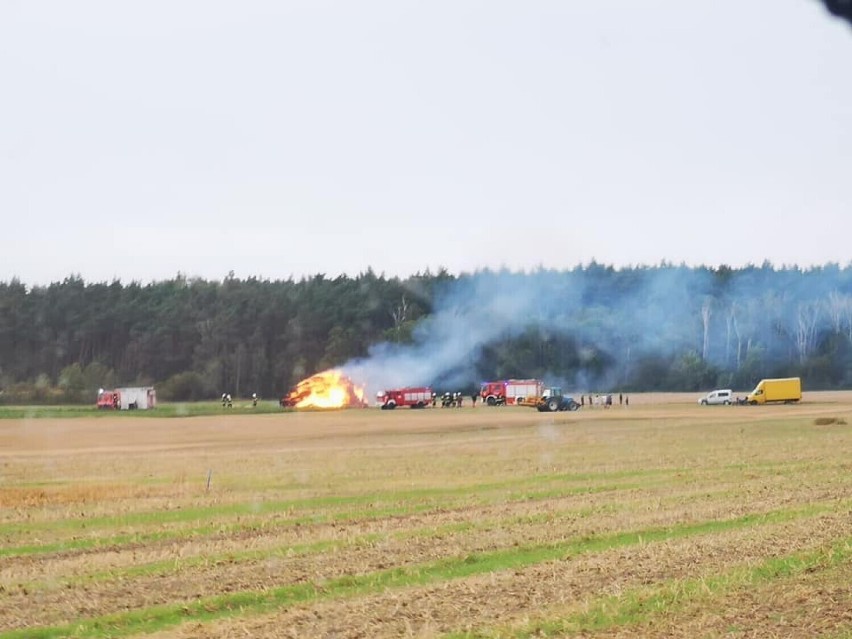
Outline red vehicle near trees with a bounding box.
[376,387,433,409]
[479,379,544,406]
[97,389,120,409]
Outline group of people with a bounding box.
[432,391,480,408]
[221,392,260,408]
[439,392,464,408]
[579,393,628,408]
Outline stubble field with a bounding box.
[1,393,851,638]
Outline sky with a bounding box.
[2,1,851,285]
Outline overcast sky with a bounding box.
[2,1,851,285]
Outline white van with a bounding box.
[698,389,732,405]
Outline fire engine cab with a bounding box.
[479,379,544,406]
[97,389,120,409]
[377,387,433,409]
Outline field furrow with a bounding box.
[1,396,850,638]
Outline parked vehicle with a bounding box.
[533,387,581,412]
[480,379,543,406]
[377,387,433,409]
[698,389,733,405]
[96,387,156,410]
[745,377,802,405]
[96,389,120,409]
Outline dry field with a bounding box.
[1,393,851,638]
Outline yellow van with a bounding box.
[746,378,802,405]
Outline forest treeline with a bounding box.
[1,263,852,404]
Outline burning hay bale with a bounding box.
[280,370,367,409]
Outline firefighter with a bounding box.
[252,392,258,407]
[226,393,233,408]
[222,393,227,408]
[457,393,463,408]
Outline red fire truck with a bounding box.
[97,389,120,409]
[377,387,433,409]
[479,379,544,406]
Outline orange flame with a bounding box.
[283,370,367,409]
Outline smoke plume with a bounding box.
[342,265,852,396]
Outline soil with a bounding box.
[2,391,851,637]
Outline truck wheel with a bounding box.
[724,400,731,405]
[486,396,496,406]
[700,400,707,405]
[547,399,559,412]
[387,402,396,410]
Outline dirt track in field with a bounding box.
[2,391,849,458]
[2,392,852,638]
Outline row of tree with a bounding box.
[1,263,852,404]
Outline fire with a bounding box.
[282,370,367,409]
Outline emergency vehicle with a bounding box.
[376,387,433,409]
[479,379,544,406]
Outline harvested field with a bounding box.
[1,392,851,638]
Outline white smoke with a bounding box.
[340,264,851,395]
[342,270,586,395]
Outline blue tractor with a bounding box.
[535,387,581,412]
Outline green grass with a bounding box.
[0,465,682,539]
[0,479,648,558]
[22,503,624,592]
[5,458,844,560]
[5,456,838,547]
[2,506,844,639]
[446,536,852,638]
[0,400,287,419]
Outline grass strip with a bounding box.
[0,465,679,536]
[7,455,837,538]
[0,503,841,639]
[0,480,646,559]
[24,503,618,592]
[447,535,852,638]
[0,402,286,419]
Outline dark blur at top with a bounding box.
[821,0,852,25]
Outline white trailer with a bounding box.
[116,386,157,410]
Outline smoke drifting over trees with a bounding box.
[2,264,852,403]
[344,264,852,396]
